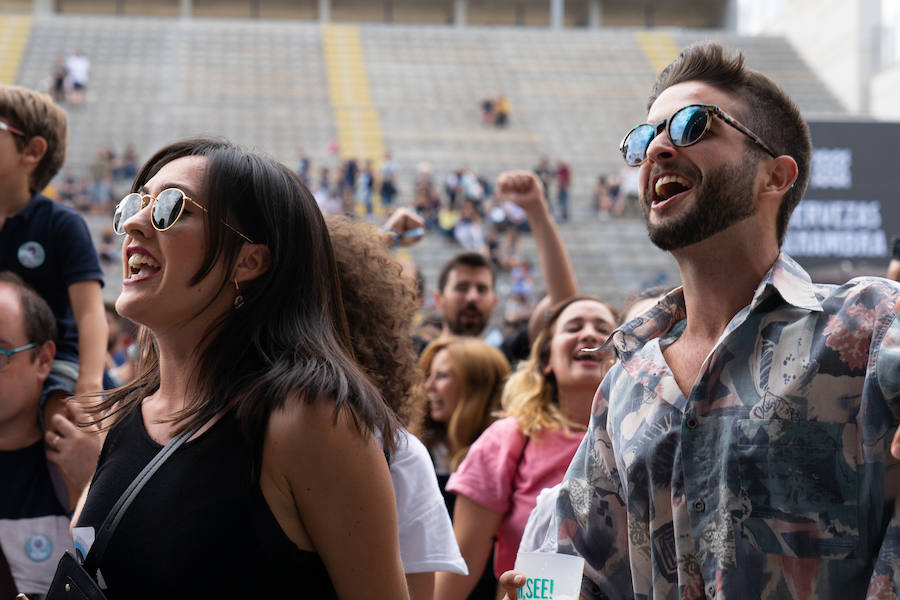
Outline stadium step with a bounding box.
[0,14,32,84]
[635,30,680,75]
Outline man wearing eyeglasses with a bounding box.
[0,272,89,597]
[500,42,900,600]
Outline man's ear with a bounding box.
[433,289,444,310]
[233,243,271,284]
[20,136,48,168]
[35,340,55,381]
[759,154,798,207]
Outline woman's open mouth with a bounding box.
[126,253,161,281]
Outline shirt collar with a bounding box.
[606,252,822,357]
[606,288,686,356]
[10,192,44,222]
[751,252,822,313]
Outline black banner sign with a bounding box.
[783,121,899,271]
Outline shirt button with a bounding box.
[685,417,698,429]
[693,499,706,512]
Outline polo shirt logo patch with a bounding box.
[17,241,46,269]
[24,534,53,562]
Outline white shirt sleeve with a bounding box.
[518,483,563,554]
[390,429,468,575]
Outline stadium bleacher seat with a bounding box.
[9,14,845,306]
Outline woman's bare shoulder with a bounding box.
[265,395,376,467]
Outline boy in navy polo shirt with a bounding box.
[0,86,106,428]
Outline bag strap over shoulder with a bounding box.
[82,422,203,572]
[0,540,17,600]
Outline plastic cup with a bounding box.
[513,551,584,600]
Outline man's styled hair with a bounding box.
[437,252,495,292]
[0,85,68,193]
[648,42,811,247]
[0,271,57,351]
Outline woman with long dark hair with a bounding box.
[72,138,408,598]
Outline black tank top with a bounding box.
[77,406,338,598]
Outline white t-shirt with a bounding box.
[390,430,467,575]
[65,54,90,84]
[517,482,562,554]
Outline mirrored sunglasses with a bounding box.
[112,188,254,243]
[619,104,778,167]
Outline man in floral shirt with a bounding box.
[501,42,900,600]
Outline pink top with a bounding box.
[446,417,584,577]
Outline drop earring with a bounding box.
[233,279,245,310]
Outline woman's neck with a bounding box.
[556,385,595,428]
[149,335,206,417]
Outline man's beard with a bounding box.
[447,304,489,336]
[640,159,758,251]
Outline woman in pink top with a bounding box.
[436,296,619,599]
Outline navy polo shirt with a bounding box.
[0,193,104,363]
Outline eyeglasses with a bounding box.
[113,188,254,244]
[619,104,778,167]
[0,120,25,137]
[0,343,36,372]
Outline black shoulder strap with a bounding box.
[82,422,203,573]
[0,540,17,600]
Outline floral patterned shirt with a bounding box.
[546,253,900,600]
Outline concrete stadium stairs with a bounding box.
[0,14,31,84]
[11,14,842,310]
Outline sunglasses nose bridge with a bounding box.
[116,193,155,235]
[654,119,667,138]
[645,119,679,162]
[131,195,156,228]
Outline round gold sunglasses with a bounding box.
[112,188,254,243]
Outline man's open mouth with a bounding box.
[653,174,693,205]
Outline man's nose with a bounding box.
[646,128,677,163]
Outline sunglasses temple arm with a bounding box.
[188,197,253,243]
[226,223,254,244]
[718,111,778,158]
